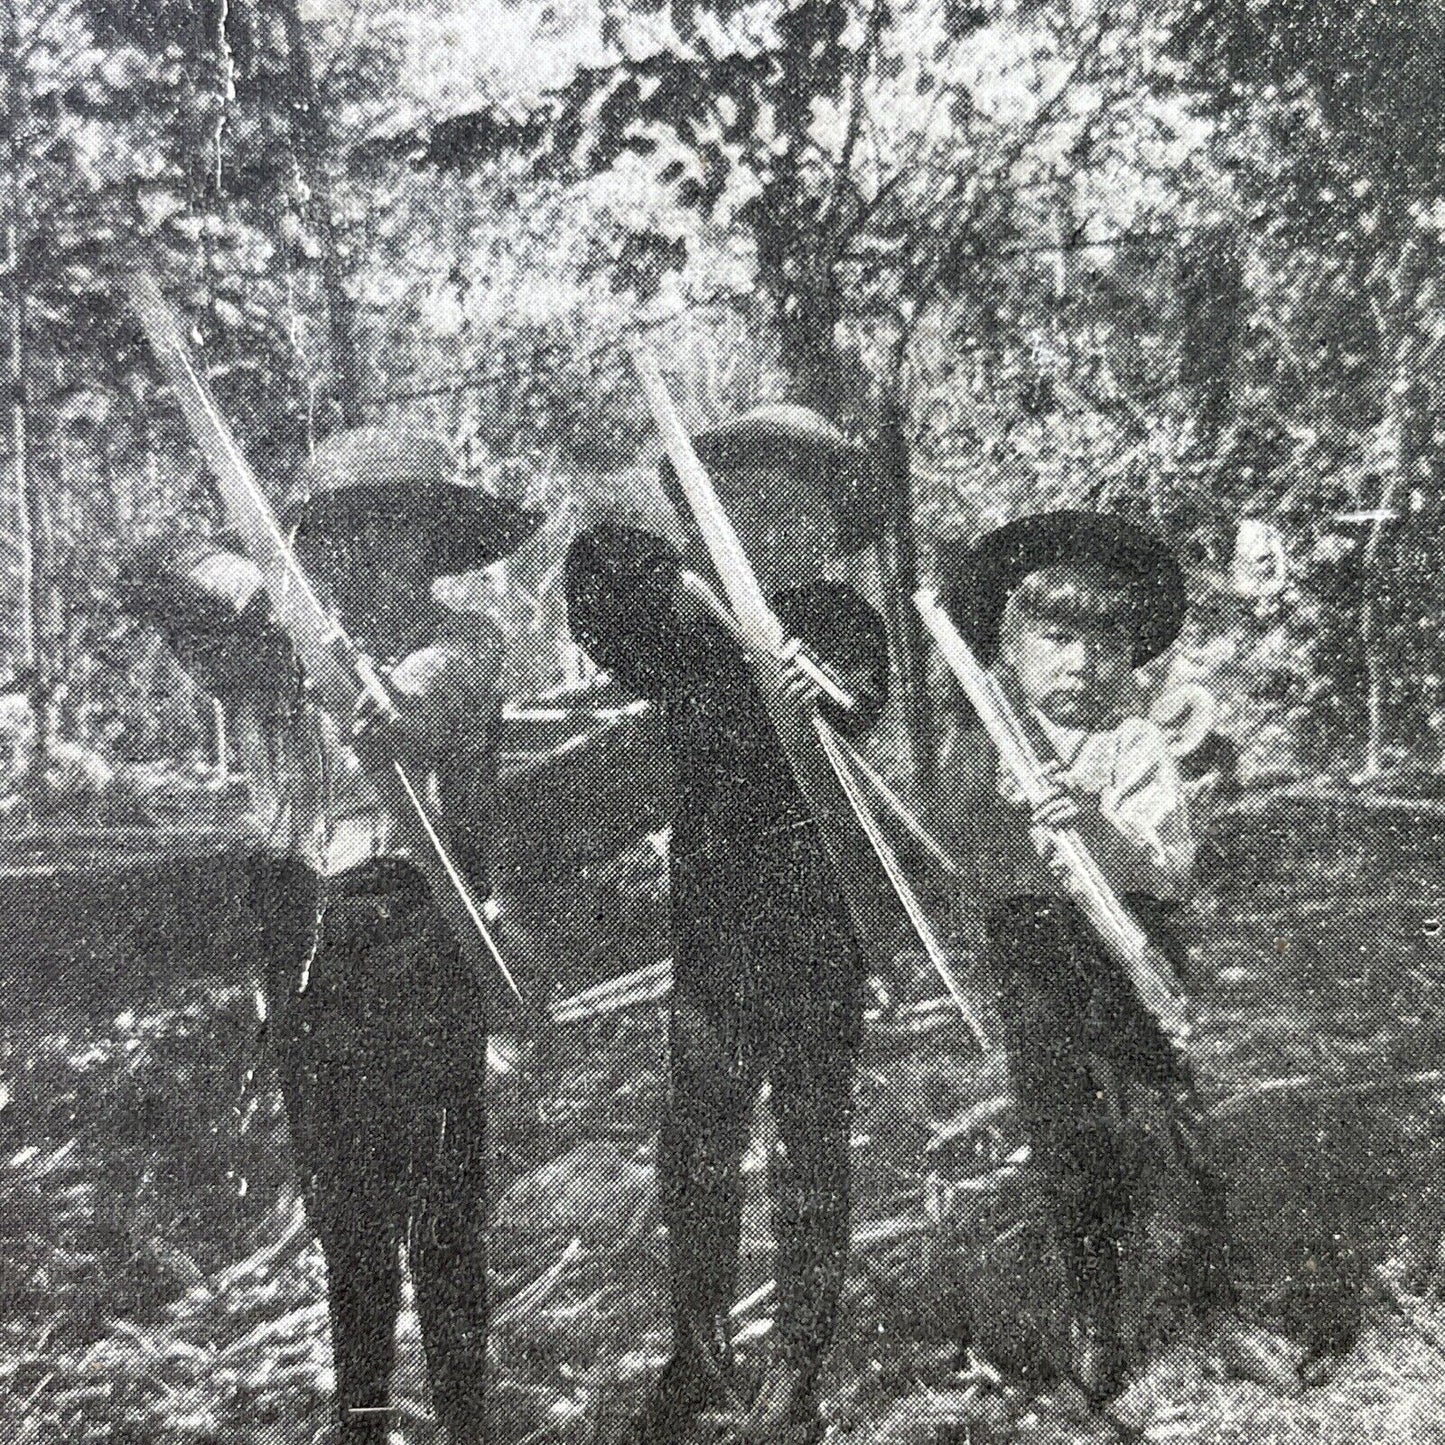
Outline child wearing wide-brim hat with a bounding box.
[656,402,890,556]
[282,424,541,661]
[567,403,889,1445]
[119,425,541,1444]
[123,426,541,690]
[935,509,1299,1405]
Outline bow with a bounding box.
[124,269,521,1006]
[631,345,987,1050]
[914,587,1188,1045]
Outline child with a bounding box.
[120,426,540,1444]
[565,405,890,1445]
[935,510,1297,1404]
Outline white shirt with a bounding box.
[1027,711,1196,899]
[227,635,501,879]
[936,711,1196,903]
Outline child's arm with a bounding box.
[773,581,890,739]
[350,623,508,888]
[1027,720,1195,897]
[117,535,295,704]
[353,621,506,768]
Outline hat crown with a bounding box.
[938,509,1187,666]
[294,426,458,506]
[282,426,541,578]
[660,402,885,555]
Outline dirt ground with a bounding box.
[3,793,1445,1443]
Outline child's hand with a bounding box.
[351,676,434,774]
[1033,828,1073,886]
[1029,760,1081,831]
[776,637,823,708]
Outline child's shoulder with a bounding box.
[1106,712,1182,787]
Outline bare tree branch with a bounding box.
[817,0,885,244]
[905,11,1113,306]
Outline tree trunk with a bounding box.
[6,240,48,774]
[6,227,33,681]
[879,387,936,794]
[275,0,365,430]
[753,0,849,417]
[3,0,46,774]
[764,253,844,419]
[1358,236,1428,782]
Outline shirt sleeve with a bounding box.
[1094,716,1196,895]
[390,623,504,747]
[390,622,506,892]
[772,580,890,739]
[118,536,294,704]
[564,524,701,702]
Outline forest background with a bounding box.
[8,6,1445,1444]
[4,0,1445,806]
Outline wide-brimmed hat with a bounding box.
[283,426,543,578]
[659,404,889,556]
[117,531,294,694]
[937,510,1187,665]
[118,532,261,632]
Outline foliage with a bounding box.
[352,0,1445,777]
[1166,0,1445,772]
[2,0,1444,778]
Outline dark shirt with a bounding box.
[120,536,501,891]
[565,523,889,943]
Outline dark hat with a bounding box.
[117,531,260,631]
[937,510,1187,665]
[283,426,543,577]
[659,404,888,556]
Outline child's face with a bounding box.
[1000,615,1134,726]
[299,514,436,654]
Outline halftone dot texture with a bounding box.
[11,0,1445,1441]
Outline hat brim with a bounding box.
[660,411,889,557]
[285,479,544,577]
[938,510,1186,665]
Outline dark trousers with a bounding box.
[661,888,864,1389]
[985,895,1234,1330]
[250,857,490,1444]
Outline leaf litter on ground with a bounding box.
[3,798,1445,1440]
